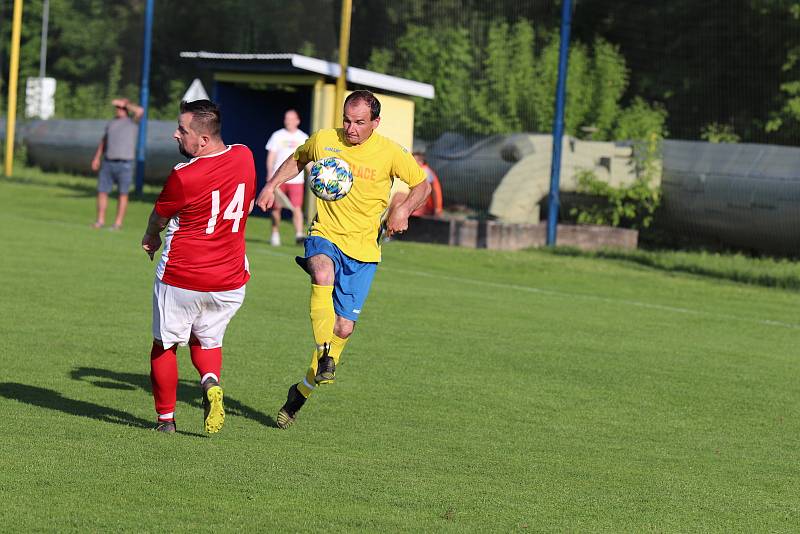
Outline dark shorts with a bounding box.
[304,236,378,322]
[98,159,133,194]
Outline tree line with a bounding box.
[0,0,799,145]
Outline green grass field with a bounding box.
[2,170,800,531]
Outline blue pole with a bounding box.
[546,0,573,246]
[134,0,154,196]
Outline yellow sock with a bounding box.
[297,348,321,398]
[328,334,349,365]
[310,284,334,347]
[297,381,313,398]
[299,286,336,398]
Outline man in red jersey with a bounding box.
[141,100,257,434]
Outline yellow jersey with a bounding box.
[294,128,425,262]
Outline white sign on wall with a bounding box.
[25,77,57,119]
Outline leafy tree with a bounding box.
[393,24,475,140]
[569,169,661,229]
[571,0,792,144]
[613,97,668,176]
[586,38,629,140]
[701,122,741,143]
[365,48,393,74]
[530,31,559,133]
[375,17,666,143]
[614,97,668,142]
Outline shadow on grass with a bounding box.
[70,367,278,428]
[548,246,800,291]
[0,382,204,437]
[6,174,160,203]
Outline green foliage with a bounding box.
[509,20,538,130]
[150,80,187,120]
[468,19,536,133]
[587,38,629,140]
[570,112,664,230]
[766,77,800,133]
[530,33,559,133]
[365,48,393,74]
[378,19,666,141]
[569,168,661,229]
[394,25,475,140]
[700,122,741,143]
[765,3,800,137]
[106,56,123,104]
[563,41,593,135]
[0,0,794,144]
[613,97,669,142]
[297,41,318,58]
[52,76,139,121]
[0,1,664,136]
[53,83,106,119]
[0,0,343,119]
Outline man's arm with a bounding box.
[385,180,431,236]
[113,98,144,122]
[91,136,106,172]
[255,155,308,211]
[128,102,144,121]
[141,208,170,260]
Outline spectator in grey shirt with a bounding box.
[91,98,143,230]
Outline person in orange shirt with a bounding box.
[411,149,443,217]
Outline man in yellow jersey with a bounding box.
[255,90,431,429]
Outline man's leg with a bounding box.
[95,162,113,227]
[190,338,224,433]
[292,204,305,241]
[277,254,335,430]
[112,162,132,230]
[296,254,335,397]
[189,285,245,434]
[270,207,282,246]
[113,194,129,229]
[316,255,376,383]
[315,316,353,383]
[278,240,376,429]
[150,339,178,432]
[329,319,352,365]
[95,192,108,227]
[279,315,353,430]
[189,336,222,385]
[151,278,198,431]
[286,184,306,242]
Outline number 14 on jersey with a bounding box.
[206,183,248,234]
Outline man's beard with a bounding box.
[177,143,193,159]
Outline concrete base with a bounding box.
[398,217,638,251]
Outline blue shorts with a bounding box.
[304,236,377,322]
[98,159,133,194]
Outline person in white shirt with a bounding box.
[265,109,309,246]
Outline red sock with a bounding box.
[150,341,178,416]
[189,341,222,384]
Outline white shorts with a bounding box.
[152,278,246,349]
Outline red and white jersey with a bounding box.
[154,144,257,292]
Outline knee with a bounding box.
[310,271,333,286]
[334,319,355,338]
[308,257,334,286]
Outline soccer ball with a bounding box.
[308,157,354,201]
